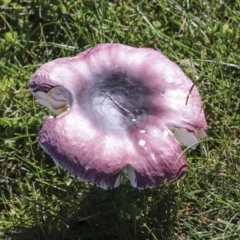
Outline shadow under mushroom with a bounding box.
[6,181,182,240]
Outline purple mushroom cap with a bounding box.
[29,43,207,189]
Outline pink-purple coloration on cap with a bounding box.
[29,43,207,189]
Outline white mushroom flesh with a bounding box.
[32,87,71,117]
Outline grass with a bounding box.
[0,0,240,239]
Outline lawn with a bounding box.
[0,0,240,239]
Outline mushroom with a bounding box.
[29,43,207,189]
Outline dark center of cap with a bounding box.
[79,71,160,133]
